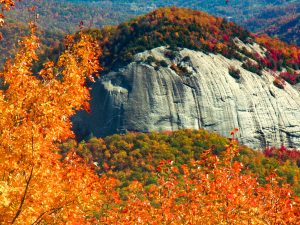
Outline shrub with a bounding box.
[182,56,191,62]
[273,76,286,89]
[170,64,180,74]
[164,50,177,60]
[170,63,192,76]
[279,71,300,85]
[146,55,156,64]
[228,66,241,79]
[264,145,300,167]
[242,59,263,75]
[159,60,168,67]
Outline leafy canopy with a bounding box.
[0,21,115,223]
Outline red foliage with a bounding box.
[223,34,229,42]
[256,34,300,69]
[280,71,300,85]
[264,145,300,166]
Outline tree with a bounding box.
[0,23,114,224]
[101,133,300,224]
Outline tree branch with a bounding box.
[11,165,34,224]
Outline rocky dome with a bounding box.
[74,8,300,149]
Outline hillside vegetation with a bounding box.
[58,129,300,223]
[0,20,64,67]
[245,2,300,45]
[61,129,300,196]
[2,1,299,69]
[0,0,135,68]
[94,0,300,45]
[94,0,296,23]
[86,8,299,84]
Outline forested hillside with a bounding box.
[61,129,300,195]
[0,20,63,67]
[1,0,299,68]
[245,2,300,45]
[58,129,300,223]
[0,0,135,68]
[86,7,299,82]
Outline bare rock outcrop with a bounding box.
[74,46,300,149]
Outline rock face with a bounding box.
[74,46,300,149]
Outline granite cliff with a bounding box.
[74,44,300,149]
[74,8,300,149]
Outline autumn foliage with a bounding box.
[0,0,15,15]
[1,3,300,224]
[264,145,300,167]
[2,32,299,222]
[92,7,251,69]
[279,71,300,85]
[256,34,300,70]
[0,22,110,223]
[84,7,300,81]
[95,134,300,224]
[62,131,300,224]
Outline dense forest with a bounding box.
[244,2,300,45]
[84,8,299,85]
[61,129,300,196]
[91,0,297,23]
[0,0,136,67]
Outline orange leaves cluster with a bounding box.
[255,34,300,65]
[0,0,14,10]
[0,26,107,224]
[99,137,300,224]
[97,7,251,69]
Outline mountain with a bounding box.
[87,0,296,23]
[5,0,135,32]
[1,1,299,69]
[103,0,300,45]
[74,7,300,149]
[0,0,299,65]
[244,2,300,45]
[268,15,300,45]
[0,20,64,67]
[0,0,136,68]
